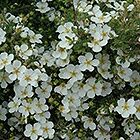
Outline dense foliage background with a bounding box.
[0,0,140,140]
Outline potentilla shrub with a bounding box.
[0,0,140,139]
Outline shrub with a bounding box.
[0,0,140,139]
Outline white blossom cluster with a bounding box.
[0,0,139,140]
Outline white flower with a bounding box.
[73,0,79,10]
[106,1,126,11]
[116,56,130,68]
[55,50,72,67]
[62,92,80,108]
[88,23,97,36]
[57,38,73,49]
[40,51,55,67]
[78,52,99,71]
[32,98,48,113]
[119,137,125,140]
[41,121,55,139]
[19,100,35,117]
[101,81,112,97]
[56,56,70,67]
[130,70,140,87]
[28,30,43,44]
[62,106,78,121]
[95,54,111,76]
[84,77,102,98]
[8,97,21,113]
[56,22,74,38]
[88,37,108,52]
[78,103,89,112]
[8,114,21,130]
[130,132,140,140]
[59,64,83,85]
[88,5,100,15]
[24,123,43,140]
[5,13,22,23]
[95,53,110,67]
[91,10,111,24]
[54,83,68,95]
[39,137,44,140]
[5,60,26,81]
[138,37,140,42]
[96,115,114,132]
[100,24,112,40]
[89,24,112,41]
[94,127,111,140]
[78,1,92,13]
[14,44,32,60]
[134,100,140,120]
[0,71,12,88]
[0,28,6,45]
[127,4,134,11]
[35,81,52,98]
[0,52,14,70]
[82,116,96,130]
[34,111,50,123]
[52,45,68,59]
[59,105,70,115]
[114,98,136,118]
[71,81,87,97]
[54,23,77,58]
[117,66,132,82]
[36,0,50,13]
[20,27,30,38]
[47,11,55,21]
[122,120,136,136]
[18,69,38,87]
[0,105,7,121]
[34,69,48,82]
[14,84,34,99]
[97,64,113,79]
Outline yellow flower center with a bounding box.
[70,71,77,77]
[92,85,96,92]
[99,16,105,21]
[85,59,92,65]
[31,128,36,134]
[41,88,46,93]
[21,91,27,96]
[2,59,8,65]
[36,103,42,108]
[92,39,99,45]
[58,47,65,53]
[102,31,107,37]
[68,96,74,102]
[24,75,31,81]
[59,106,64,112]
[25,106,31,111]
[119,69,125,75]
[136,105,140,112]
[13,68,20,75]
[65,28,71,33]
[122,103,129,111]
[44,127,48,132]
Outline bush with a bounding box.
[0,0,140,139]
